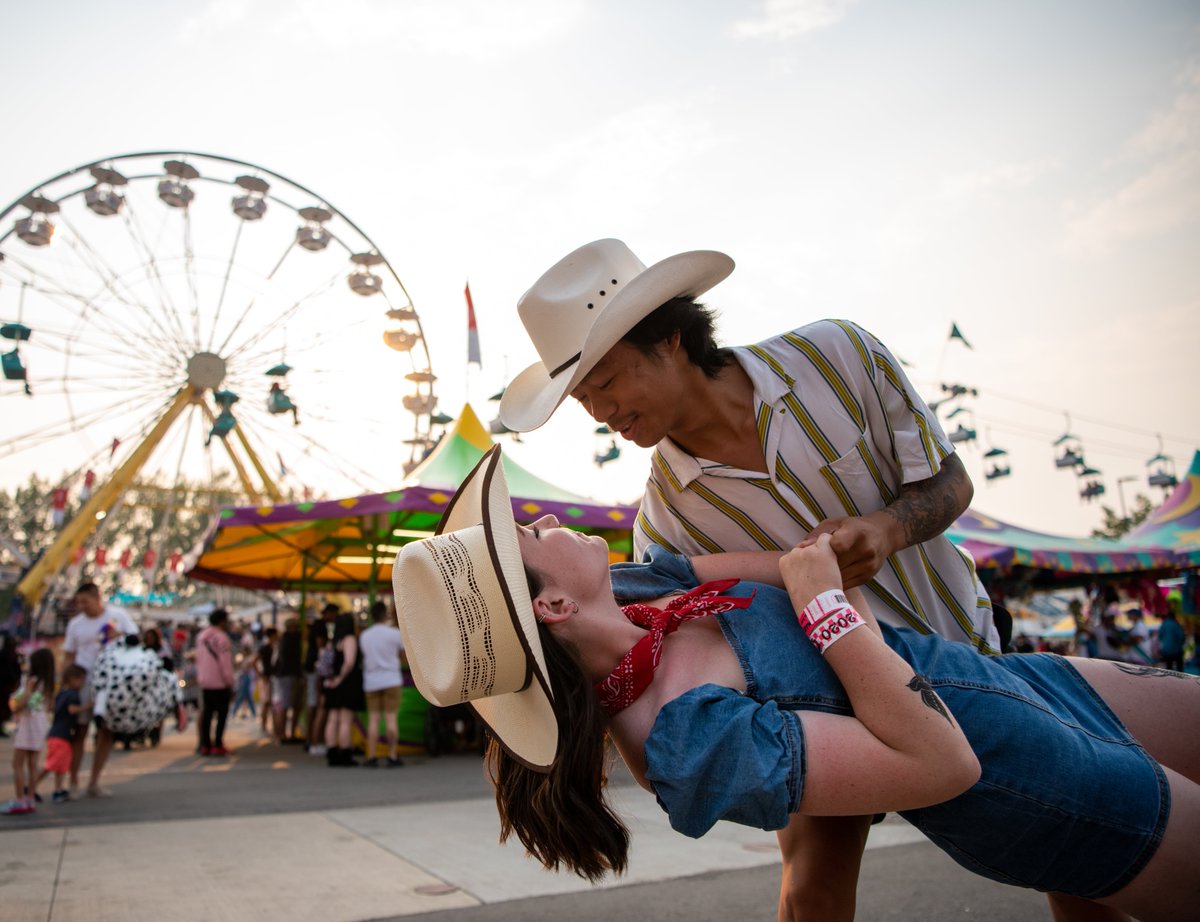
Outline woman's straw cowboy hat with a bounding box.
[393,445,556,771]
[499,239,734,433]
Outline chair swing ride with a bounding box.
[0,152,440,609]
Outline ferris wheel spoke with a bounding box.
[54,210,180,336]
[265,424,384,494]
[206,217,245,353]
[0,257,184,361]
[0,385,173,458]
[120,199,194,349]
[223,272,343,363]
[183,209,202,349]
[213,240,297,356]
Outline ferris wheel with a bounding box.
[0,151,439,605]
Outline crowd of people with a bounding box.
[0,584,410,814]
[1007,587,1198,670]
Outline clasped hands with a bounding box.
[795,511,900,588]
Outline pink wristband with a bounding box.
[798,589,866,655]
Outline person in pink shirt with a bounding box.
[194,609,234,756]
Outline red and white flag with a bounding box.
[465,282,482,367]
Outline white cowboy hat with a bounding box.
[498,238,734,432]
[393,445,556,771]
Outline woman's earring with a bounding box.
[570,601,579,615]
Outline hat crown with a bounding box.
[398,524,531,708]
[517,239,646,377]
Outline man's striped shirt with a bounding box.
[634,320,1000,654]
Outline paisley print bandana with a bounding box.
[595,579,754,716]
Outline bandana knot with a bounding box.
[595,579,754,716]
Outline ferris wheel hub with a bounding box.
[187,351,226,390]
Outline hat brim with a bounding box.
[401,446,557,772]
[499,249,733,432]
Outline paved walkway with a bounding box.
[0,715,1043,922]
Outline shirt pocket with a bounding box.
[819,433,891,515]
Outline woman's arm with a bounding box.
[689,550,786,587]
[327,636,358,687]
[781,535,980,815]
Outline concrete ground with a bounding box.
[0,713,1049,921]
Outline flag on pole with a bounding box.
[465,282,482,367]
[948,322,973,349]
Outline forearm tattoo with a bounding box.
[885,454,968,548]
[1114,663,1200,686]
[907,674,953,725]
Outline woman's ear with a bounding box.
[534,592,578,624]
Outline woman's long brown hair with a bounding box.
[484,572,629,881]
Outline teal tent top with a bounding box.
[947,508,1179,576]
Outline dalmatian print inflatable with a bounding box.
[92,641,179,736]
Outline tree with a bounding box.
[0,471,249,598]
[1090,494,1155,540]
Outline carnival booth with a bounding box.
[188,405,636,752]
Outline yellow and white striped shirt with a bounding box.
[634,319,1000,654]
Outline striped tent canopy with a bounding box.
[188,405,636,591]
[947,508,1180,576]
[1122,451,1200,567]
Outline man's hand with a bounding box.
[801,454,973,588]
[800,511,901,588]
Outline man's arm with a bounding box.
[804,453,972,588]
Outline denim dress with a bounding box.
[611,547,1169,900]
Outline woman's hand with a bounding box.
[780,533,843,610]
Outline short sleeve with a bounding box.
[841,321,953,484]
[609,544,699,604]
[643,684,804,838]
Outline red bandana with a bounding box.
[595,579,755,716]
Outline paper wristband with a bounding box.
[797,589,866,655]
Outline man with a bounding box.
[274,617,303,744]
[62,582,138,796]
[358,600,405,767]
[499,239,1013,920]
[257,627,277,735]
[194,608,234,756]
[1157,608,1186,672]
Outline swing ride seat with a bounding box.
[268,389,296,414]
[207,411,237,443]
[2,348,28,381]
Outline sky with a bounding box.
[0,0,1197,540]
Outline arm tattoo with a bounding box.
[885,454,969,548]
[907,674,953,725]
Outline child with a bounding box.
[37,664,86,803]
[3,648,55,815]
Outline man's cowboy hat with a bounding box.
[393,445,556,771]
[498,239,734,433]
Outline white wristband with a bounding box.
[798,589,866,655]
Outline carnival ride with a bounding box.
[0,152,438,608]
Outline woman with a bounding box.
[395,448,1198,921]
[322,613,364,766]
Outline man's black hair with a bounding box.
[621,297,734,378]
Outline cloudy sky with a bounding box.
[1,0,1197,538]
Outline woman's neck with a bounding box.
[557,598,648,685]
